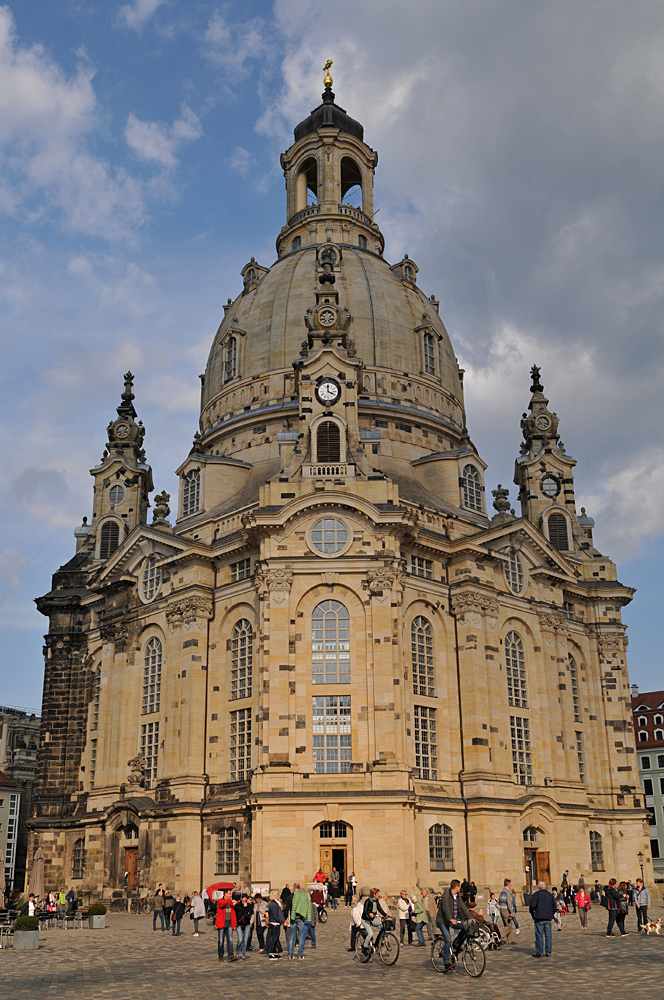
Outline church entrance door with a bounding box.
[319,847,333,878]
[524,848,537,892]
[125,847,138,892]
[536,851,551,885]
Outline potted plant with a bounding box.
[87,902,107,929]
[13,915,40,950]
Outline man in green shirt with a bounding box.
[288,882,312,959]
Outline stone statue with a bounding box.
[127,754,146,786]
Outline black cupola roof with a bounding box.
[293,88,364,142]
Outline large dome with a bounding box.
[202,245,463,426]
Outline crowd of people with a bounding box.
[10,864,657,971]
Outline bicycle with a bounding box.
[317,905,328,923]
[355,917,400,966]
[431,924,486,977]
[129,897,153,914]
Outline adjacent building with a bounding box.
[632,686,664,884]
[0,769,21,896]
[0,707,40,893]
[30,71,652,899]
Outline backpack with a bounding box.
[600,895,608,909]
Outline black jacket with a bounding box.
[235,901,253,927]
[362,896,379,921]
[529,889,557,921]
[604,885,621,910]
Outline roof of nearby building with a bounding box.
[0,769,18,788]
[632,691,664,711]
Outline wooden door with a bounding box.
[125,847,138,892]
[536,851,550,885]
[320,847,333,877]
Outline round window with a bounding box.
[109,485,125,505]
[310,517,349,555]
[541,475,560,498]
[141,557,161,602]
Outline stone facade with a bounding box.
[29,75,653,901]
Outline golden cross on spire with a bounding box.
[323,59,333,88]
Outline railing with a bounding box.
[302,463,355,478]
[287,204,320,226]
[338,203,375,226]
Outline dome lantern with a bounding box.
[278,62,383,257]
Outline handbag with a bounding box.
[619,898,629,915]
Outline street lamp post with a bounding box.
[637,851,644,883]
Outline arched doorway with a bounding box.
[523,826,550,890]
[316,821,352,894]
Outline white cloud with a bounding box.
[0,547,28,589]
[125,105,202,168]
[204,12,269,75]
[119,0,165,31]
[226,146,254,177]
[0,6,145,240]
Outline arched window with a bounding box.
[505,631,527,708]
[523,827,538,843]
[589,830,604,871]
[122,823,139,840]
[292,235,301,251]
[182,468,200,517]
[72,838,85,879]
[316,421,341,463]
[639,732,648,742]
[142,557,161,602]
[312,600,350,684]
[231,620,253,700]
[423,331,435,375]
[505,551,524,594]
[318,821,347,839]
[216,827,240,875]
[340,156,362,207]
[99,520,120,560]
[142,637,162,715]
[569,656,580,722]
[655,730,664,741]
[224,336,237,381]
[411,616,434,697]
[358,234,367,249]
[638,716,648,727]
[547,512,569,550]
[429,824,453,871]
[655,715,663,725]
[92,667,101,730]
[462,465,482,511]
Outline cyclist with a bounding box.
[360,887,382,949]
[437,879,471,973]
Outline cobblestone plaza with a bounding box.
[2,903,663,1000]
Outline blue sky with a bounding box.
[1,0,663,711]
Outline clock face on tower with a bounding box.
[115,423,130,439]
[535,414,551,431]
[315,379,341,405]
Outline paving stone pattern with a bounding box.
[1,903,662,999]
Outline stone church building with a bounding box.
[30,72,652,898]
